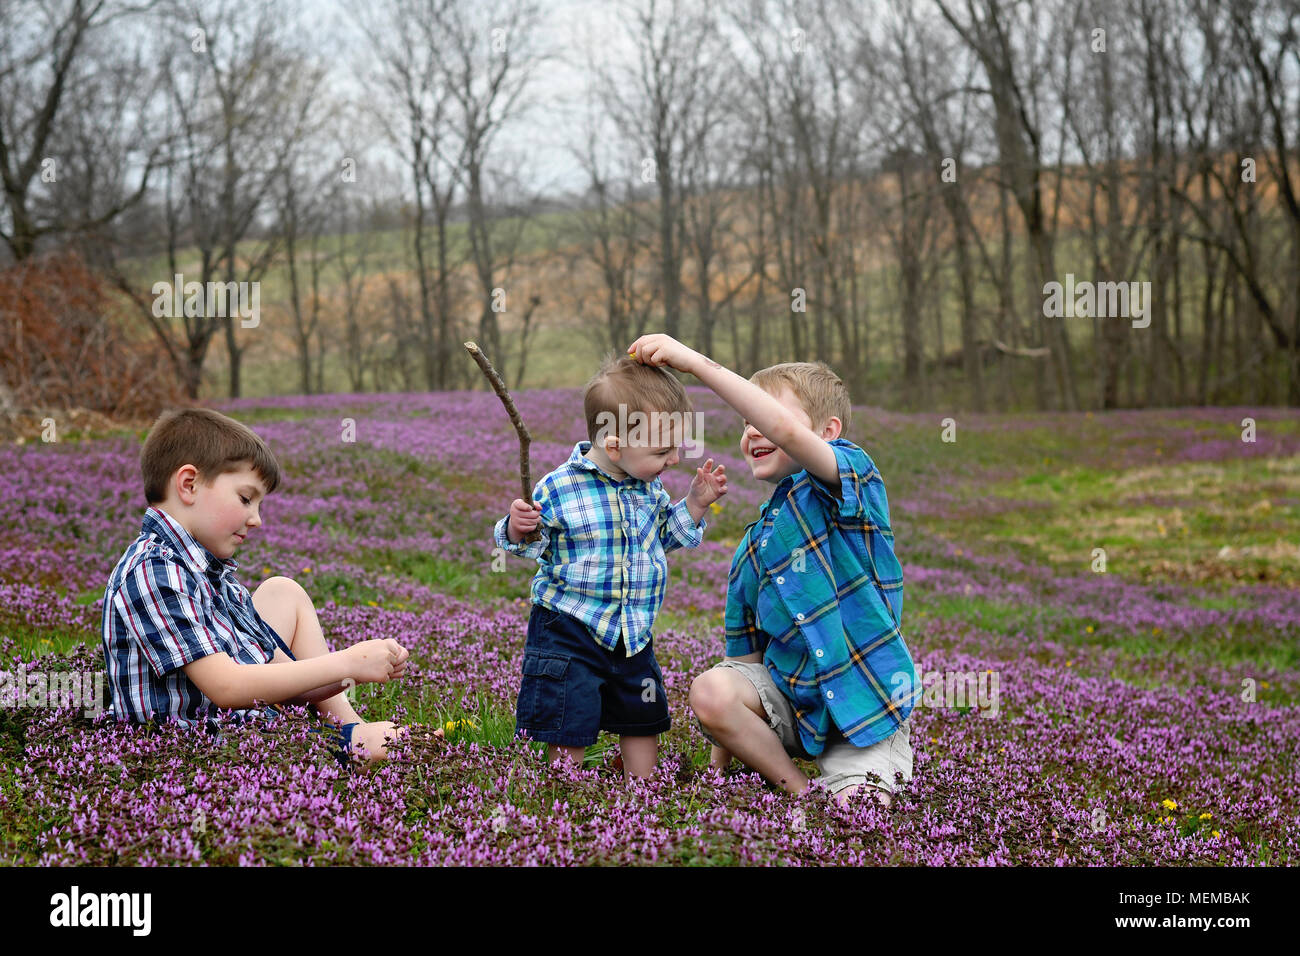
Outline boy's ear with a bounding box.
[175,464,200,505]
[603,434,622,461]
[820,417,843,441]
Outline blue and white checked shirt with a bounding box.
[494,441,707,656]
[102,507,291,727]
[725,439,919,755]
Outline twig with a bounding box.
[464,341,540,543]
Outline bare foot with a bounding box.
[349,721,441,762]
[834,784,893,809]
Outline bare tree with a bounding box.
[597,0,727,345]
[935,0,1081,410]
[0,0,164,263]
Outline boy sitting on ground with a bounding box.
[102,407,424,763]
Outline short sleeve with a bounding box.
[118,558,223,677]
[493,476,553,560]
[807,440,873,520]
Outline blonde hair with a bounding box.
[583,355,694,444]
[750,361,851,434]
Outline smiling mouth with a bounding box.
[750,447,775,460]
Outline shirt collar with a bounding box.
[142,506,237,578]
[568,441,651,487]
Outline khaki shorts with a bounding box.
[696,660,914,796]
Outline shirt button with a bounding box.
[776,576,785,585]
[761,540,768,549]
[796,612,805,621]
[815,648,823,657]
[826,690,834,700]
[773,507,780,516]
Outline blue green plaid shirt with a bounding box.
[494,441,706,656]
[724,439,918,755]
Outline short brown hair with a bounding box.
[750,361,851,434]
[141,407,281,504]
[583,355,694,445]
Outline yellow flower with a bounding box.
[1212,830,1221,838]
[263,566,272,575]
[1261,681,1271,689]
[1085,625,1095,634]
[1152,627,1162,635]
[930,737,937,744]
[1199,812,1212,821]
[1066,660,1073,667]
[302,567,312,574]
[366,600,378,607]
[1161,798,1178,811]
[709,502,722,514]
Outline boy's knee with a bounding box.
[690,670,737,727]
[254,575,308,607]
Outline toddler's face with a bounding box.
[740,386,817,484]
[611,436,681,482]
[187,463,269,560]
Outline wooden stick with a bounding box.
[464,341,540,543]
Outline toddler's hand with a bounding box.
[688,458,728,507]
[507,497,542,541]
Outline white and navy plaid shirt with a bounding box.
[494,441,707,656]
[101,507,290,727]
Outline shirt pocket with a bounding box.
[630,500,662,552]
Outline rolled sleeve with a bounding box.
[658,497,705,552]
[808,441,872,520]
[121,559,222,677]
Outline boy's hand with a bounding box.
[627,334,701,375]
[687,458,728,509]
[347,638,408,684]
[507,497,542,543]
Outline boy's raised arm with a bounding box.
[628,334,840,488]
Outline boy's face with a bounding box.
[179,462,269,561]
[741,386,822,484]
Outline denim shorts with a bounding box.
[516,603,671,747]
[696,660,914,795]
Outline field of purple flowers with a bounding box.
[1,389,1297,865]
